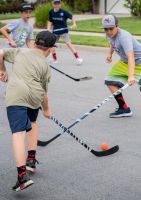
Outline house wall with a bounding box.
[99,0,130,14]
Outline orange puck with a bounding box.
[101,143,108,151]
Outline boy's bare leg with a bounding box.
[12,131,26,167]
[66,42,83,65]
[27,122,38,151]
[108,85,119,93]
[12,131,34,191]
[66,41,77,54]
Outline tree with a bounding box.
[124,0,141,17]
[76,0,92,13]
[92,0,95,13]
[0,0,6,4]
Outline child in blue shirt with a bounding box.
[47,0,83,65]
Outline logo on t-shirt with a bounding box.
[112,45,121,53]
[60,12,64,16]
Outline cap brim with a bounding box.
[53,1,61,3]
[100,25,116,29]
[20,8,33,11]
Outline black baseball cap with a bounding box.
[52,0,61,4]
[35,31,57,48]
[19,3,33,12]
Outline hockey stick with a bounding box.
[38,84,129,147]
[52,27,70,33]
[50,65,93,82]
[39,116,119,157]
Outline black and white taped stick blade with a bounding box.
[91,145,119,157]
[79,76,93,81]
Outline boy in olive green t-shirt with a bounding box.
[0,31,56,192]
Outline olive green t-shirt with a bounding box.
[3,48,51,109]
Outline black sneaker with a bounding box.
[12,173,34,192]
[26,158,39,173]
[109,107,133,118]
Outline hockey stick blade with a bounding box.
[37,133,61,147]
[50,65,92,82]
[68,76,93,82]
[91,145,119,157]
[78,76,93,81]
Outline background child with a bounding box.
[47,0,83,65]
[0,3,34,48]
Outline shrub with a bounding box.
[0,0,6,4]
[35,2,72,28]
[75,0,92,13]
[0,0,23,13]
[124,0,141,17]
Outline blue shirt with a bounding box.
[6,19,33,47]
[49,9,73,35]
[108,28,141,65]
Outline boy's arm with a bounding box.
[0,26,17,48]
[26,40,35,48]
[26,26,35,48]
[41,95,51,119]
[41,65,51,118]
[0,49,8,82]
[120,35,135,86]
[71,16,77,30]
[106,44,114,63]
[47,21,53,31]
[109,44,114,55]
[127,51,135,86]
[47,10,53,31]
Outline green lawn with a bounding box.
[0,22,5,28]
[70,35,108,47]
[60,35,141,47]
[59,35,108,47]
[74,17,141,35]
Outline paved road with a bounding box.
[0,44,141,200]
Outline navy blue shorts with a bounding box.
[7,106,39,134]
